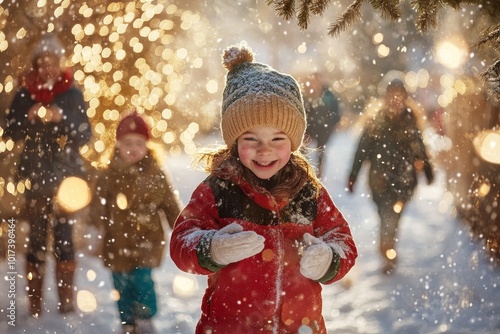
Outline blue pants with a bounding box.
[112,268,158,325]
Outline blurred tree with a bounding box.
[1,0,498,215]
[477,27,500,101]
[0,0,219,217]
[0,1,218,159]
[268,0,500,100]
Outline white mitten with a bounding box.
[210,223,265,266]
[300,233,333,280]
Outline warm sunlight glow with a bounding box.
[55,177,91,212]
[435,39,468,69]
[473,130,500,164]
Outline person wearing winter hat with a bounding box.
[4,33,92,317]
[170,44,357,334]
[347,79,434,274]
[89,110,182,334]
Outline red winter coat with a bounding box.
[170,175,357,334]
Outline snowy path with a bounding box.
[1,130,499,333]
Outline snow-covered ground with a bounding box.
[1,129,499,333]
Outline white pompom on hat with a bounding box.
[220,44,306,151]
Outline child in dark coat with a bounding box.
[90,111,182,334]
[170,45,357,334]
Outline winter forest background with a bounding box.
[0,0,499,333]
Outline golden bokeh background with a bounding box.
[0,0,224,217]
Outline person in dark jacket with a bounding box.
[347,79,434,274]
[170,45,357,334]
[4,33,92,316]
[90,111,182,334]
[303,72,341,178]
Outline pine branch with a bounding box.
[481,60,500,102]
[474,23,500,51]
[411,0,443,33]
[267,0,500,46]
[442,0,500,18]
[480,0,500,19]
[369,0,401,21]
[310,0,334,15]
[328,0,364,38]
[297,0,313,30]
[268,0,296,21]
[441,0,463,9]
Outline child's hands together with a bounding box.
[27,103,63,123]
[210,223,265,266]
[300,233,333,280]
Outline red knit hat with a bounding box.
[116,111,150,140]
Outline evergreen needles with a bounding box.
[267,0,500,100]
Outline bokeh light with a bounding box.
[376,44,390,58]
[86,269,97,282]
[262,249,274,261]
[0,0,221,178]
[173,274,198,298]
[116,192,128,210]
[298,324,314,334]
[385,249,397,260]
[55,177,92,212]
[111,289,120,302]
[473,130,500,164]
[393,201,404,214]
[372,32,383,44]
[76,290,97,313]
[435,38,468,69]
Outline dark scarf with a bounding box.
[21,68,74,105]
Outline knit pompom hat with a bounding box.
[31,33,66,67]
[386,79,408,95]
[116,111,151,140]
[221,45,306,151]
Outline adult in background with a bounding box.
[4,33,92,316]
[303,72,341,178]
[347,79,434,274]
